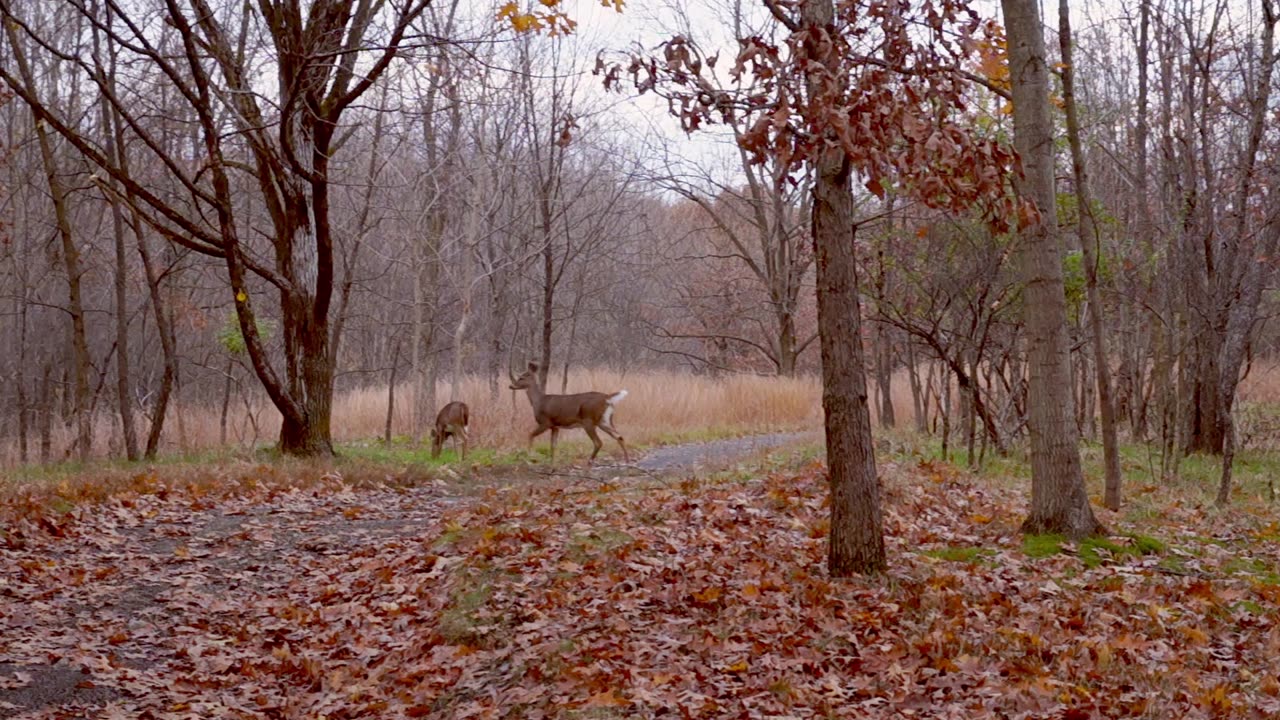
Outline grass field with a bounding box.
[0,369,823,474]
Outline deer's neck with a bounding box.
[524,384,544,409]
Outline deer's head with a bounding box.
[509,361,539,390]
[430,426,444,458]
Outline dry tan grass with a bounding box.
[1238,359,1280,405]
[21,355,1150,470]
[0,369,825,468]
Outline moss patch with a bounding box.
[1022,533,1165,567]
[1023,533,1066,558]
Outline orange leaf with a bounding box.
[692,586,721,603]
[584,689,629,708]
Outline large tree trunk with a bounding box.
[1060,0,1122,508]
[803,0,885,576]
[1002,0,1103,538]
[1215,1,1277,503]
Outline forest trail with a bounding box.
[0,431,817,719]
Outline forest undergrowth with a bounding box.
[2,432,1279,718]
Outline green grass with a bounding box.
[6,424,770,495]
[921,545,996,564]
[1222,556,1280,585]
[3,446,242,485]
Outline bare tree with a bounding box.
[0,0,432,456]
[1058,0,1121,510]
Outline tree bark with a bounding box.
[1002,0,1103,538]
[6,25,93,463]
[92,18,139,462]
[1059,0,1123,508]
[39,363,52,465]
[803,0,885,576]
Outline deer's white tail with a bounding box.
[608,390,628,405]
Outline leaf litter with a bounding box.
[1,458,1279,719]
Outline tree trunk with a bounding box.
[939,359,952,461]
[17,381,28,465]
[7,26,92,463]
[875,326,895,427]
[105,134,139,461]
[94,28,139,462]
[777,309,798,376]
[40,363,52,464]
[540,209,555,392]
[1215,1,1278,502]
[220,358,234,447]
[102,69,175,459]
[803,0,885,576]
[1059,0,1121,504]
[135,225,176,459]
[386,346,398,446]
[412,243,439,443]
[1002,0,1103,538]
[907,342,927,433]
[489,280,508,401]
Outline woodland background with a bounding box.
[1,0,1278,472]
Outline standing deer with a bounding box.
[509,362,629,465]
[431,401,470,460]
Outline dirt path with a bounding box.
[0,432,817,719]
[633,431,815,473]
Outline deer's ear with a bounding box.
[527,361,539,371]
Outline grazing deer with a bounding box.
[431,401,470,460]
[509,362,629,465]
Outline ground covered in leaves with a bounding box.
[3,455,1280,719]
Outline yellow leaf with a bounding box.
[726,659,749,673]
[970,514,993,524]
[511,13,539,32]
[539,0,558,6]
[496,1,518,19]
[236,290,247,302]
[741,583,760,599]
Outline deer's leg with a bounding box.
[549,427,559,463]
[598,424,629,463]
[460,426,468,461]
[529,424,550,457]
[584,424,604,465]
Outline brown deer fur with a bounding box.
[509,362,629,464]
[431,401,469,460]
